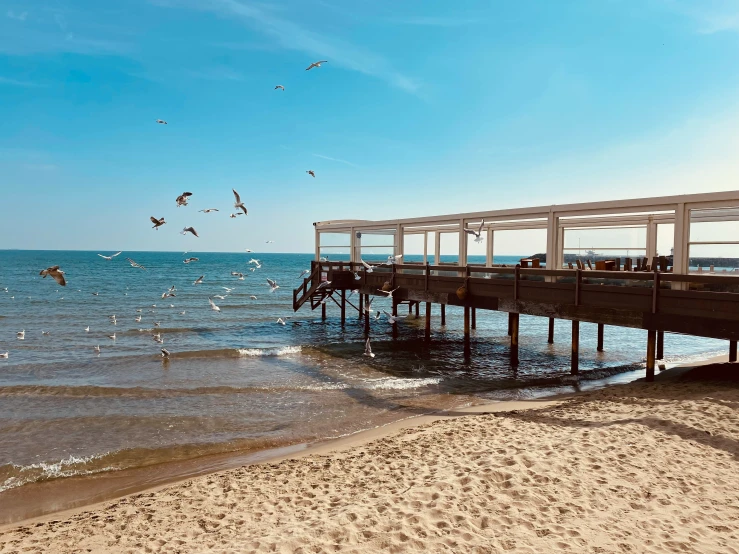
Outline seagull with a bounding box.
[108,333,116,340]
[245,249,253,253]
[151,216,166,230]
[155,119,167,125]
[135,316,142,323]
[319,256,329,262]
[136,309,142,313]
[180,311,186,315]
[92,292,99,296]
[317,281,332,291]
[383,310,408,324]
[161,348,170,358]
[153,333,163,344]
[222,287,233,292]
[229,213,241,218]
[2,287,7,292]
[93,345,100,354]
[277,318,286,325]
[306,60,328,71]
[386,254,403,265]
[97,252,122,260]
[231,272,245,279]
[161,291,176,299]
[193,276,204,285]
[265,241,274,244]
[39,266,66,286]
[249,267,256,272]
[126,258,146,270]
[232,189,248,215]
[298,269,310,279]
[364,297,374,314]
[213,294,227,300]
[354,272,361,280]
[181,227,199,237]
[176,192,192,207]
[267,278,279,293]
[199,208,219,213]
[363,337,375,358]
[306,170,315,178]
[249,259,262,268]
[275,85,285,91]
[347,289,358,299]
[17,330,25,340]
[183,257,199,264]
[85,326,90,332]
[250,295,257,300]
[208,297,221,312]
[377,287,400,298]
[154,321,161,327]
[374,311,381,320]
[361,260,374,273]
[464,219,485,243]
[42,331,50,336]
[0,352,7,359]
[320,292,333,305]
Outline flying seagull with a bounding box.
[377,287,400,298]
[155,119,167,125]
[245,249,253,253]
[364,297,374,314]
[126,258,146,270]
[306,170,315,178]
[229,213,243,218]
[383,310,408,324]
[250,295,257,300]
[97,252,122,260]
[176,192,192,207]
[85,326,90,332]
[265,241,274,244]
[267,278,279,293]
[363,337,375,358]
[151,216,166,230]
[108,333,116,340]
[40,266,66,286]
[93,345,100,354]
[17,330,25,340]
[183,257,199,264]
[208,297,221,312]
[193,275,204,285]
[249,259,261,267]
[232,189,248,215]
[199,208,219,213]
[386,254,403,265]
[161,348,170,358]
[275,85,285,90]
[0,352,7,359]
[181,227,199,237]
[464,219,485,243]
[317,281,332,291]
[298,269,310,279]
[306,60,328,71]
[277,317,286,325]
[361,260,375,273]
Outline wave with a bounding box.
[365,377,444,390]
[238,346,302,357]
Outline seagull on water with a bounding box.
[250,295,257,300]
[275,85,285,90]
[306,170,315,178]
[126,258,146,270]
[464,219,485,243]
[108,333,116,340]
[181,226,199,237]
[377,287,400,298]
[17,330,25,340]
[85,326,90,332]
[232,189,248,215]
[267,278,280,293]
[161,348,170,358]
[363,337,375,358]
[150,216,166,230]
[208,297,221,312]
[306,60,328,71]
[154,321,161,327]
[153,333,163,344]
[94,345,100,354]
[39,266,66,286]
[0,352,8,359]
[135,316,142,323]
[97,252,122,260]
[361,260,375,273]
[383,310,408,324]
[183,257,199,264]
[42,331,50,336]
[155,119,167,125]
[199,208,219,213]
[175,192,192,207]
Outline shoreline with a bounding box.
[0,352,731,533]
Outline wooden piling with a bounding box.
[571,320,579,375]
[507,312,513,336]
[363,294,369,335]
[510,312,519,366]
[408,302,412,315]
[415,302,420,318]
[358,294,363,319]
[425,302,431,341]
[471,308,476,330]
[463,306,471,357]
[340,290,346,326]
[392,297,398,339]
[646,329,656,382]
[441,304,446,326]
[321,301,326,321]
[730,340,737,363]
[597,323,604,352]
[657,331,664,360]
[547,317,554,344]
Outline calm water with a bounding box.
[0,250,727,496]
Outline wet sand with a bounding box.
[1,359,738,553]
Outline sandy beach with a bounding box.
[1,364,738,553]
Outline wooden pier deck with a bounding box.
[292,191,739,381]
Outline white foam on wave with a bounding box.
[365,377,443,391]
[0,453,119,493]
[238,345,303,357]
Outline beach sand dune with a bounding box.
[1,379,738,553]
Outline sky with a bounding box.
[1,0,739,254]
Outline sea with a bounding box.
[0,250,728,523]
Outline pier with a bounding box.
[293,191,739,381]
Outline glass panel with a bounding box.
[319,233,350,247]
[493,229,548,266]
[563,226,646,251]
[360,246,394,264]
[438,232,459,264]
[358,232,395,247]
[689,221,739,243]
[317,247,351,261]
[657,224,674,258]
[688,244,739,271]
[402,233,425,263]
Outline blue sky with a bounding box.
[1,0,739,253]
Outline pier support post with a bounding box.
[646,329,656,382]
[441,304,446,326]
[571,320,580,375]
[363,295,369,336]
[471,308,476,330]
[415,302,420,318]
[548,318,554,344]
[321,302,326,321]
[507,312,513,336]
[392,297,398,339]
[510,312,519,366]
[597,323,604,352]
[408,302,412,315]
[463,306,471,358]
[730,340,737,363]
[340,290,346,326]
[425,302,431,341]
[657,331,664,360]
[358,294,363,319]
